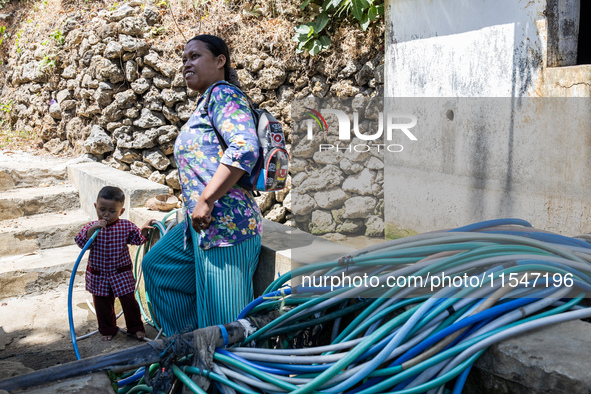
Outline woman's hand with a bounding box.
[190,163,246,232]
[191,198,214,231]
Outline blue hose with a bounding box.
[483,230,591,249]
[448,218,532,232]
[236,288,292,320]
[117,367,145,387]
[106,218,591,393]
[68,229,100,360]
[452,362,472,393]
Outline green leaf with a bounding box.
[351,0,370,21]
[319,34,331,49]
[360,13,370,30]
[368,4,377,21]
[300,0,312,10]
[295,24,312,35]
[330,0,342,8]
[296,40,307,53]
[309,39,322,56]
[315,12,329,33]
[293,32,313,47]
[375,3,384,15]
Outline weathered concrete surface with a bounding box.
[382,97,591,236]
[67,161,169,220]
[256,219,356,297]
[466,320,591,394]
[386,0,546,97]
[0,210,90,257]
[0,151,91,258]
[0,282,159,375]
[0,152,69,191]
[0,245,87,299]
[384,0,591,236]
[0,183,80,221]
[543,65,591,97]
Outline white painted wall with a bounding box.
[386,0,546,97]
[384,0,591,236]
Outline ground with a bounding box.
[0,280,160,375]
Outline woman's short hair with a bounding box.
[187,34,241,87]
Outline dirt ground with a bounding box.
[0,280,160,376]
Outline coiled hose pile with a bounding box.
[76,218,591,393]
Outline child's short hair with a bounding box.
[98,186,125,204]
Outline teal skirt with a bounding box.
[142,221,261,335]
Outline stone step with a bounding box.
[68,161,170,221]
[0,209,90,258]
[0,152,69,191]
[0,183,80,221]
[0,244,88,299]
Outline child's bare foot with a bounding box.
[135,331,146,340]
[101,335,113,341]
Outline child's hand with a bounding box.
[141,219,157,238]
[86,220,107,238]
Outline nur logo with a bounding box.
[303,107,418,153]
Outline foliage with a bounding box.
[293,0,384,56]
[39,52,57,71]
[0,99,12,114]
[150,25,165,36]
[15,29,23,53]
[0,26,5,48]
[0,127,39,150]
[50,29,64,45]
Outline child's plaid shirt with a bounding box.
[75,219,146,297]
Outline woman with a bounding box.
[142,35,262,334]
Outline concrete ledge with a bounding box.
[0,210,90,257]
[0,152,69,191]
[467,319,591,394]
[67,162,169,220]
[257,219,356,296]
[0,245,88,299]
[0,184,80,221]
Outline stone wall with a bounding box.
[0,1,385,236]
[290,95,385,239]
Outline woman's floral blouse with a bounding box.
[174,82,262,249]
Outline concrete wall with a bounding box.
[386,0,547,97]
[68,161,169,220]
[384,0,591,236]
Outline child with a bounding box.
[75,186,155,341]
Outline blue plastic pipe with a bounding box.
[68,229,100,360]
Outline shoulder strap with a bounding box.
[199,80,256,152]
[198,80,232,117]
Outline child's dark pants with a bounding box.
[93,287,144,336]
